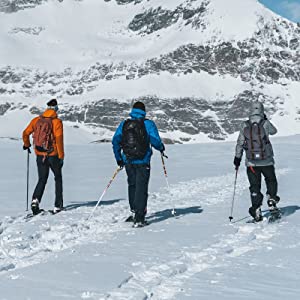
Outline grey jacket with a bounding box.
[235,114,277,167]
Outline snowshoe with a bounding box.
[249,206,263,222]
[49,207,63,215]
[125,215,135,222]
[133,220,149,228]
[268,207,282,223]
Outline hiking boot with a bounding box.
[249,206,263,222]
[133,212,148,227]
[133,219,149,228]
[31,199,40,215]
[52,207,62,214]
[267,196,280,210]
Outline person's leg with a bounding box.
[133,164,150,222]
[262,165,279,207]
[247,167,263,209]
[262,165,278,198]
[32,156,50,203]
[48,156,63,209]
[125,164,137,212]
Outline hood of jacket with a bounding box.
[42,108,58,119]
[129,108,146,119]
[250,101,264,117]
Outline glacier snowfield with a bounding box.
[0,137,300,299]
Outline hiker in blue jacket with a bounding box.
[112,101,165,227]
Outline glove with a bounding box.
[117,160,124,169]
[264,114,267,120]
[233,156,241,170]
[23,144,31,151]
[59,159,64,167]
[160,144,165,153]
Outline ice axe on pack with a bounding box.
[160,153,175,216]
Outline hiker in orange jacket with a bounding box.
[23,99,64,215]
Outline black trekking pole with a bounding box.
[229,168,238,222]
[26,148,31,211]
[161,153,175,216]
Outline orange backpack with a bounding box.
[33,116,54,153]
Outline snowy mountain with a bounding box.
[0,0,299,143]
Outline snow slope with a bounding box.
[0,136,300,299]
[0,0,299,142]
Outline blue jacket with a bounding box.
[112,108,164,164]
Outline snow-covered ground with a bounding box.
[0,136,300,299]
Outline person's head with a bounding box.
[250,101,264,116]
[47,99,58,112]
[132,101,146,112]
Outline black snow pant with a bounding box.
[32,155,63,209]
[247,165,278,209]
[125,163,150,222]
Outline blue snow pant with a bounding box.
[125,164,150,222]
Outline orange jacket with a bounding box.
[23,109,65,159]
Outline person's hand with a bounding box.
[117,160,124,169]
[264,113,267,120]
[233,156,241,170]
[23,144,31,151]
[160,144,165,153]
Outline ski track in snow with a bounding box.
[0,168,289,299]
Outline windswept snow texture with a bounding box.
[0,0,299,142]
[0,136,300,299]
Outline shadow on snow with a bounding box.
[64,198,126,211]
[147,206,203,224]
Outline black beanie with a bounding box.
[133,101,146,112]
[47,99,58,107]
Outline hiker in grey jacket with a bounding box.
[233,101,280,221]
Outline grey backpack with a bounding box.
[243,120,273,160]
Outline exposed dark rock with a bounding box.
[20,91,279,141]
[0,103,11,115]
[129,2,208,34]
[0,0,46,13]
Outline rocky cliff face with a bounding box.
[0,0,299,142]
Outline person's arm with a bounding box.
[235,123,246,159]
[54,119,64,159]
[146,120,164,152]
[112,121,124,161]
[266,120,277,135]
[22,118,36,148]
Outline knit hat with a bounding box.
[47,99,58,107]
[133,101,146,112]
[47,99,58,111]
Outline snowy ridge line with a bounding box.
[0,168,289,277]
